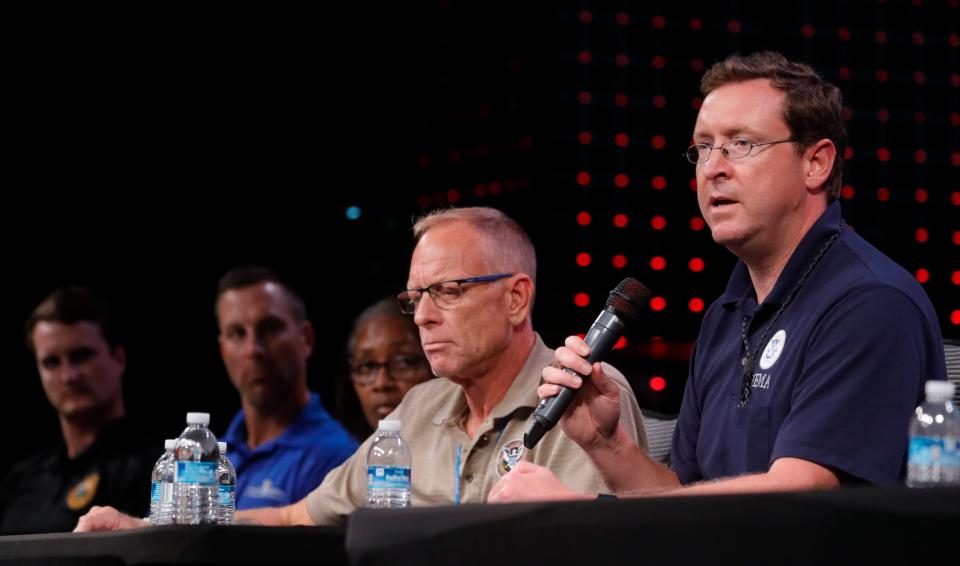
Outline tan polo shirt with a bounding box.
[304,333,647,526]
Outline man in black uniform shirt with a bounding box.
[0,287,155,534]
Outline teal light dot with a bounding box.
[346,206,362,220]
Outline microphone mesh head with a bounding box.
[605,278,650,321]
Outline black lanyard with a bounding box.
[738,222,845,407]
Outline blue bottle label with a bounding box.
[218,484,235,506]
[908,436,960,466]
[175,461,217,485]
[151,481,161,503]
[367,466,411,490]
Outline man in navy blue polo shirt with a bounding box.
[489,51,946,502]
[215,266,358,509]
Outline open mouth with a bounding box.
[710,197,738,208]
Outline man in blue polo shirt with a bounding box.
[215,266,358,509]
[489,51,946,502]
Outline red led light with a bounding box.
[951,153,960,167]
[914,150,927,164]
[915,112,927,124]
[913,71,925,85]
[652,15,666,29]
[801,24,814,38]
[613,214,629,228]
[651,176,667,190]
[576,172,591,186]
[614,336,628,350]
[689,298,705,312]
[489,181,502,194]
[612,255,628,269]
[651,135,666,149]
[614,174,630,188]
[650,297,667,311]
[951,271,960,285]
[577,212,592,226]
[691,97,703,110]
[578,91,592,105]
[877,108,889,122]
[690,58,704,72]
[875,69,888,83]
[952,311,960,326]
[875,30,887,44]
[615,133,630,147]
[574,293,590,307]
[838,67,850,81]
[916,268,930,283]
[690,217,706,231]
[837,27,851,41]
[578,10,592,23]
[915,189,928,203]
[954,232,960,246]
[915,228,929,243]
[842,185,855,200]
[650,256,667,270]
[651,216,667,230]
[614,93,629,107]
[616,12,629,26]
[576,253,591,267]
[651,55,666,69]
[689,258,705,272]
[652,95,666,108]
[447,189,461,203]
[578,131,592,145]
[912,32,924,45]
[689,178,698,191]
[615,53,630,67]
[952,192,960,206]
[951,34,960,48]
[877,188,890,202]
[578,51,592,64]
[876,148,891,162]
[728,20,741,33]
[689,18,702,31]
[649,377,667,392]
[844,147,854,160]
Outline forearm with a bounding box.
[586,423,680,494]
[624,457,840,497]
[235,500,314,526]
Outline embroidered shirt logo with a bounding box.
[66,472,100,510]
[497,439,526,477]
[759,329,786,370]
[245,479,287,501]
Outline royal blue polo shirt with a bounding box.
[672,202,946,485]
[223,393,359,509]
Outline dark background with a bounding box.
[3,1,957,478]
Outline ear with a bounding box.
[803,139,836,194]
[505,274,534,326]
[300,320,315,358]
[111,345,127,374]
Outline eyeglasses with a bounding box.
[397,273,514,314]
[685,138,795,164]
[350,354,427,385]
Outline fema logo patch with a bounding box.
[66,472,100,511]
[497,439,526,476]
[759,329,786,370]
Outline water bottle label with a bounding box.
[151,481,161,503]
[367,466,411,490]
[908,436,960,466]
[175,461,217,485]
[218,485,235,506]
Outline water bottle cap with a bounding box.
[185,412,210,425]
[164,439,177,450]
[378,419,401,432]
[218,442,227,452]
[925,380,956,401]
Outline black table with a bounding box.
[2,487,957,565]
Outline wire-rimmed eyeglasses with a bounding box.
[685,138,795,164]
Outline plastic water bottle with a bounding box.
[907,381,960,487]
[367,420,411,508]
[149,439,176,526]
[216,441,237,525]
[172,412,220,524]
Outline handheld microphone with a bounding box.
[523,278,649,450]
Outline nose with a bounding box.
[240,333,266,358]
[413,292,441,328]
[370,366,398,392]
[700,147,731,183]
[61,363,82,384]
